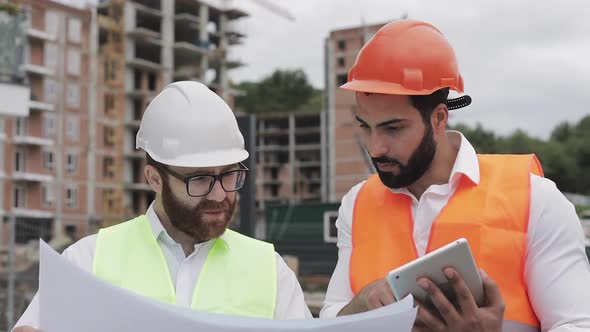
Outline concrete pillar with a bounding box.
[161,0,174,84]
[199,4,209,82]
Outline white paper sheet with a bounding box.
[38,240,417,332]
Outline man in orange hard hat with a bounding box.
[320,19,590,331]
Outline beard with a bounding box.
[161,179,236,243]
[371,123,437,189]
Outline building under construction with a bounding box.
[94,0,248,229]
[254,111,328,235]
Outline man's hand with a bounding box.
[337,278,396,316]
[413,268,505,332]
[12,326,41,332]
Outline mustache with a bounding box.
[196,199,230,211]
[371,156,402,166]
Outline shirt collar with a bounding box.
[448,130,480,187]
[145,202,230,251]
[389,130,480,195]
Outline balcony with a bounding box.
[295,144,322,151]
[173,67,203,81]
[174,41,210,56]
[124,150,144,159]
[132,1,162,18]
[11,172,53,183]
[124,182,152,191]
[125,119,141,128]
[126,27,161,41]
[12,135,54,146]
[174,13,200,26]
[126,89,154,99]
[257,145,289,152]
[22,64,55,77]
[12,208,54,219]
[29,100,55,112]
[224,6,249,20]
[209,27,245,47]
[26,28,56,42]
[126,58,162,71]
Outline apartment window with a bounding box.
[133,99,142,120]
[44,78,58,103]
[44,113,56,137]
[103,157,114,179]
[42,150,54,170]
[66,152,78,174]
[134,70,142,90]
[68,18,82,43]
[44,42,58,69]
[66,116,80,141]
[103,126,115,147]
[67,48,81,76]
[337,39,346,51]
[65,186,78,209]
[337,74,348,86]
[42,183,54,207]
[14,117,26,136]
[148,72,157,91]
[14,148,25,172]
[67,82,80,108]
[104,94,114,115]
[13,185,26,208]
[337,57,345,68]
[45,11,59,36]
[103,189,114,209]
[104,58,118,81]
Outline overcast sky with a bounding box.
[69,0,590,139]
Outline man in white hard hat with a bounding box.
[14,81,312,331]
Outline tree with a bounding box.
[453,118,590,195]
[234,70,317,114]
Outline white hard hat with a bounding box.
[136,81,248,167]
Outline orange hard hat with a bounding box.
[341,19,465,96]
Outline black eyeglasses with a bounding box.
[155,163,249,197]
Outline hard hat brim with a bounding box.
[146,149,249,168]
[340,80,461,95]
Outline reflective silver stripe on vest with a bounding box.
[503,320,540,332]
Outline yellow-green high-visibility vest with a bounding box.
[93,215,277,318]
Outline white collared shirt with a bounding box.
[15,204,312,329]
[320,131,590,331]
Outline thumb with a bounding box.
[480,268,504,307]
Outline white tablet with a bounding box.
[386,238,484,306]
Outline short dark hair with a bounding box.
[145,153,165,179]
[409,88,450,125]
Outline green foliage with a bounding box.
[235,69,319,114]
[451,115,590,195]
[0,3,22,15]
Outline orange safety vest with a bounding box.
[350,154,543,330]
